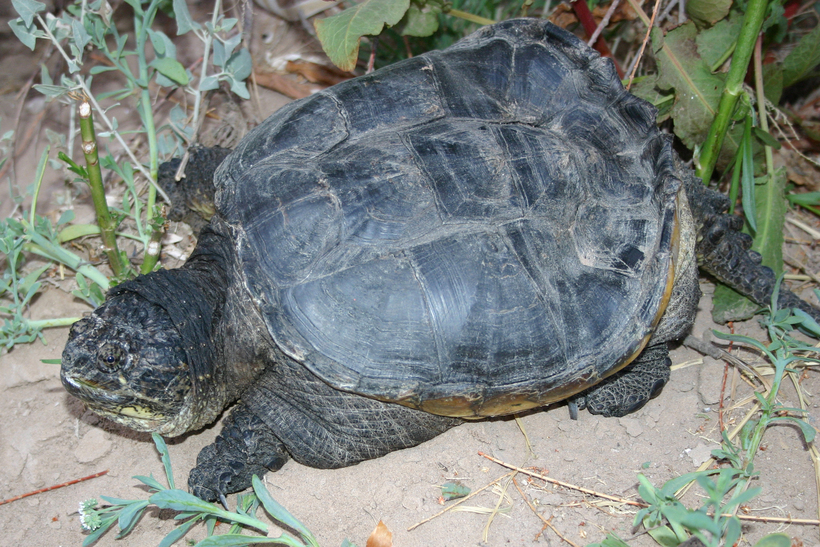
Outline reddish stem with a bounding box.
[571,0,625,78]
[0,470,109,506]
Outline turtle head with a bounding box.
[61,291,198,437]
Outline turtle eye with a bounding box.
[97,342,127,371]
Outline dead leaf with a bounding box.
[366,520,393,547]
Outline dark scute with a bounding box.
[404,120,524,221]
[279,257,440,389]
[217,93,348,194]
[331,56,444,137]
[428,39,515,120]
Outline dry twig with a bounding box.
[0,470,108,506]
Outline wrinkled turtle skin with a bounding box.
[61,19,820,501]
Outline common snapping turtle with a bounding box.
[61,18,820,501]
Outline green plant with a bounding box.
[0,0,252,348]
[78,433,336,547]
[594,278,818,547]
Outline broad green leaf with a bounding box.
[651,23,725,154]
[59,223,100,242]
[71,17,91,51]
[150,57,189,85]
[754,534,793,547]
[696,10,742,69]
[645,525,683,547]
[400,3,441,37]
[315,0,411,71]
[686,0,731,27]
[751,167,786,277]
[781,20,820,87]
[172,0,199,34]
[711,283,758,323]
[20,264,49,296]
[193,534,303,546]
[763,62,783,104]
[227,48,252,81]
[11,0,46,27]
[9,17,38,50]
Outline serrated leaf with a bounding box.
[315,0,411,72]
[781,22,820,88]
[651,23,726,154]
[150,57,189,85]
[763,62,783,104]
[686,0,731,27]
[400,4,441,37]
[696,11,742,69]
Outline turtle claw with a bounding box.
[567,398,582,420]
[188,405,289,502]
[218,492,230,511]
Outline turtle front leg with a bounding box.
[188,404,289,502]
[571,343,671,418]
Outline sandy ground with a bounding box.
[1,6,819,547]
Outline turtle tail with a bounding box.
[684,173,820,324]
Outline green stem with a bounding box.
[445,8,496,26]
[27,317,81,329]
[135,0,164,274]
[78,100,125,278]
[22,228,110,290]
[695,0,769,183]
[751,32,784,277]
[192,0,222,126]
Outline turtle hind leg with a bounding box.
[685,174,820,323]
[572,343,671,418]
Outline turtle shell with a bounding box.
[214,18,682,418]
